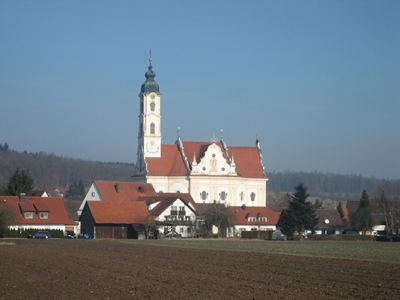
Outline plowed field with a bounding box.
[1,239,399,299]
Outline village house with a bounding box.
[1,194,76,232]
[227,205,281,237]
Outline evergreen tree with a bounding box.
[65,179,86,200]
[3,168,34,196]
[351,189,373,230]
[280,183,319,239]
[336,201,345,220]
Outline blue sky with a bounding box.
[1,1,399,179]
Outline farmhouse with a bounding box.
[227,205,280,237]
[0,194,76,232]
[138,193,198,238]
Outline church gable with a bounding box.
[191,143,232,176]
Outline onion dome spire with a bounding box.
[141,50,160,94]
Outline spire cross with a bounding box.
[149,50,152,66]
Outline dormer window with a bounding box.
[39,212,49,219]
[24,212,34,219]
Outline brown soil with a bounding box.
[1,239,399,299]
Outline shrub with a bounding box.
[241,231,271,239]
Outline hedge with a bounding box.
[241,230,272,240]
[1,228,64,238]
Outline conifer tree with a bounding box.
[280,183,319,239]
[4,168,34,196]
[351,189,373,231]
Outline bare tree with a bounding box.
[266,191,290,212]
[375,182,400,236]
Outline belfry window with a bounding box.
[220,191,227,201]
[150,102,156,112]
[250,193,256,201]
[150,123,155,134]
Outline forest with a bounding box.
[0,143,398,200]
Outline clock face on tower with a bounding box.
[146,140,159,154]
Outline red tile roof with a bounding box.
[144,141,265,178]
[94,180,158,201]
[86,201,151,224]
[0,196,76,225]
[138,193,198,216]
[145,144,188,176]
[229,206,280,226]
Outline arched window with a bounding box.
[201,191,208,200]
[150,123,155,134]
[150,102,156,112]
[220,191,227,201]
[250,192,256,201]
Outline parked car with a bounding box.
[65,230,76,239]
[78,232,92,239]
[27,231,51,239]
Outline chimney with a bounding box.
[114,183,119,193]
[19,193,26,202]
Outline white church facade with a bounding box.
[132,58,268,208]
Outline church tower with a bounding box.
[134,56,162,175]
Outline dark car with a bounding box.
[78,232,92,239]
[65,230,76,239]
[27,231,51,239]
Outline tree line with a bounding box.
[0,143,398,199]
[266,170,398,200]
[0,146,135,192]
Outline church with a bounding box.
[132,57,268,208]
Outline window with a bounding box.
[240,192,244,201]
[185,216,191,221]
[220,191,227,201]
[150,102,156,111]
[150,123,155,134]
[24,212,33,219]
[179,206,185,211]
[180,228,183,233]
[201,191,207,200]
[39,212,49,219]
[91,192,95,197]
[187,228,191,233]
[250,192,256,201]
[171,206,177,211]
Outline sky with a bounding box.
[1,1,399,180]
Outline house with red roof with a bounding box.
[78,180,158,215]
[132,58,268,208]
[0,194,76,232]
[227,205,281,237]
[138,193,199,237]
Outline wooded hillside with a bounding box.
[0,145,397,199]
[0,148,135,192]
